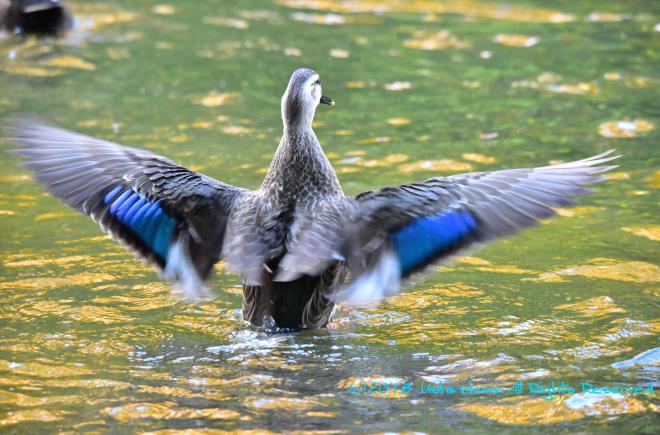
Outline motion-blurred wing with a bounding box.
[274,195,354,282]
[7,117,247,300]
[339,151,620,303]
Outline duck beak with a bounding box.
[320,95,335,106]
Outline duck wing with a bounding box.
[274,195,354,282]
[6,117,248,300]
[321,151,618,304]
[275,151,619,303]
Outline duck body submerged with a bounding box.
[6,68,620,331]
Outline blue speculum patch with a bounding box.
[104,186,176,260]
[393,210,477,274]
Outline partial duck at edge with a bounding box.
[1,0,71,35]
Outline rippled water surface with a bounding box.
[0,0,658,432]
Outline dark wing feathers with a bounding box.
[334,150,619,303]
[6,117,246,299]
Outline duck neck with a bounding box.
[283,124,315,145]
[283,112,314,133]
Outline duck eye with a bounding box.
[315,79,321,85]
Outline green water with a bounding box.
[0,0,658,433]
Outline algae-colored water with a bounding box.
[0,0,658,433]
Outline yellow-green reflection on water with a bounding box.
[0,0,658,432]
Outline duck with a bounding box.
[1,0,71,35]
[6,68,619,331]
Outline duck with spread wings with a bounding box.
[6,68,620,330]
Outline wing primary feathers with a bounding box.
[338,150,621,304]
[5,116,247,301]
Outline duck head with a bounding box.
[281,68,334,131]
